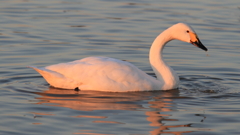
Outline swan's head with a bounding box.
[169,23,208,51]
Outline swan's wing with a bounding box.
[31,56,159,91]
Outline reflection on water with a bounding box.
[35,88,151,111]
[33,88,192,134]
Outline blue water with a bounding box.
[1,0,240,134]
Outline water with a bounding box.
[1,0,240,134]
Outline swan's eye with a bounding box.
[186,30,189,33]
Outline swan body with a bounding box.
[30,23,207,92]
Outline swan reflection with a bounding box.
[34,87,192,134]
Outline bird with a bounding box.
[29,23,208,92]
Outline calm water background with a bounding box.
[1,0,240,134]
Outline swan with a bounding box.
[29,23,208,92]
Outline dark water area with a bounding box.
[1,0,240,134]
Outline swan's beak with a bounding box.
[189,31,208,51]
[190,37,208,51]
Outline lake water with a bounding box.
[1,0,240,134]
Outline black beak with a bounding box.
[191,38,208,51]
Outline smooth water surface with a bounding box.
[1,0,240,134]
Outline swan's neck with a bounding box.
[149,30,179,90]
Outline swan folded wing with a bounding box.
[44,58,139,91]
[33,56,160,91]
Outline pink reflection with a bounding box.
[34,87,192,134]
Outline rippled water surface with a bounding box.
[1,0,240,134]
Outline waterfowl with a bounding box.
[29,23,207,92]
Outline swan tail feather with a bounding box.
[28,66,75,89]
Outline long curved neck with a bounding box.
[149,30,179,90]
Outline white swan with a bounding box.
[29,23,207,92]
